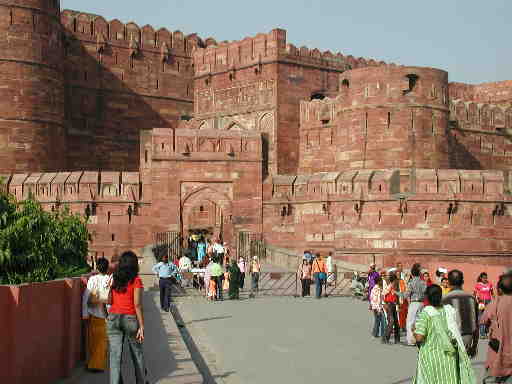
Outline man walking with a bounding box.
[152,255,178,312]
[442,269,479,358]
[405,263,427,345]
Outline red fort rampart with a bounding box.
[0,1,511,272]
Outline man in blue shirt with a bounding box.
[152,255,178,312]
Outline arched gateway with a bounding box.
[142,127,264,259]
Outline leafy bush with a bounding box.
[0,188,91,285]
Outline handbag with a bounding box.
[89,275,111,304]
[489,298,500,353]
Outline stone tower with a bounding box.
[0,0,66,172]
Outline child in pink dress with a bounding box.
[474,272,494,338]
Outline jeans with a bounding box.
[240,273,245,289]
[372,310,384,337]
[159,278,172,310]
[301,278,311,296]
[479,299,492,336]
[251,272,260,292]
[314,273,325,298]
[107,314,146,384]
[384,302,400,343]
[406,301,423,345]
[213,275,223,300]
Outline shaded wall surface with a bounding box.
[0,277,84,384]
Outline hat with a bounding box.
[388,267,397,273]
[438,267,448,274]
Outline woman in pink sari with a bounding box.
[481,273,512,383]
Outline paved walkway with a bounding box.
[62,260,490,384]
[175,294,489,384]
[62,255,203,384]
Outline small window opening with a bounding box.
[144,150,148,163]
[107,211,111,224]
[111,234,115,241]
[378,185,382,192]
[322,119,330,125]
[229,73,234,81]
[205,78,210,86]
[254,67,260,75]
[387,112,391,129]
[161,143,164,150]
[378,210,382,224]
[310,93,326,101]
[200,205,204,212]
[84,71,88,81]
[403,74,419,95]
[341,79,350,89]
[424,210,428,222]
[156,79,159,89]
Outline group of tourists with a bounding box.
[367,262,512,383]
[82,251,148,384]
[297,251,335,298]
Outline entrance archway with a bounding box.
[181,186,234,246]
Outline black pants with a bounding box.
[213,275,223,300]
[159,278,173,311]
[301,278,311,296]
[383,302,400,343]
[240,273,245,289]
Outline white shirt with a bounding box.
[179,256,192,271]
[326,256,333,273]
[213,243,225,253]
[82,274,111,319]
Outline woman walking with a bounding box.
[413,284,476,384]
[312,254,327,299]
[298,259,312,297]
[383,272,400,344]
[107,251,147,384]
[82,257,110,372]
[474,272,494,339]
[227,259,242,300]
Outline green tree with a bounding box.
[0,187,91,285]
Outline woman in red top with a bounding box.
[107,251,147,384]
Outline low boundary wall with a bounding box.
[0,277,85,384]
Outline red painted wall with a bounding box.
[0,277,85,384]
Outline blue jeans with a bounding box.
[480,299,492,336]
[107,314,146,384]
[372,310,384,337]
[314,273,325,298]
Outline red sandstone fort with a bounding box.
[1,0,512,272]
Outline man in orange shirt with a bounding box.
[312,253,327,298]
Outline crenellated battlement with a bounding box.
[192,28,388,77]
[450,81,512,105]
[61,10,204,57]
[269,169,511,202]
[450,99,512,133]
[4,171,142,205]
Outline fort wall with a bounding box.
[449,80,512,105]
[264,169,512,266]
[299,66,451,173]
[0,0,66,172]
[59,10,200,171]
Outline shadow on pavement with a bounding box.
[172,304,237,383]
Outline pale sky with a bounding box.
[61,0,511,84]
